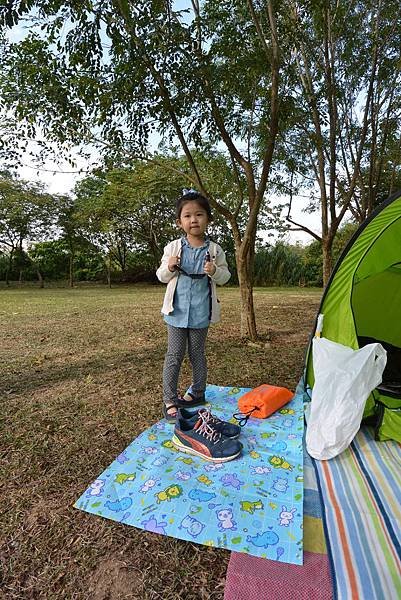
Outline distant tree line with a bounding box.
[0,159,277,286]
[0,231,357,289]
[0,165,358,288]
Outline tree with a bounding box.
[73,152,251,280]
[86,161,182,271]
[53,194,93,288]
[0,172,54,284]
[254,242,305,286]
[353,132,401,217]
[284,0,401,283]
[73,175,115,287]
[0,1,290,339]
[28,238,105,282]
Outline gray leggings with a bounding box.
[163,325,208,405]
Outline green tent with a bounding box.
[303,190,401,444]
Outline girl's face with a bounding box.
[177,201,209,239]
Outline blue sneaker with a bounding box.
[172,412,242,463]
[177,407,241,439]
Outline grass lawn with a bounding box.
[1,284,321,599]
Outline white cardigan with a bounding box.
[156,238,231,324]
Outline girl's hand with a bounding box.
[168,256,180,272]
[204,261,216,276]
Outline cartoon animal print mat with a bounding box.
[74,385,304,565]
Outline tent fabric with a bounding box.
[353,268,401,347]
[353,217,401,285]
[304,190,401,443]
[306,192,401,386]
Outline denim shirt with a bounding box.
[164,236,210,329]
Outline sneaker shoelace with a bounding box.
[198,407,223,428]
[195,410,222,444]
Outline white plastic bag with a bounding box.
[306,337,387,460]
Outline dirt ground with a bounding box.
[0,284,321,599]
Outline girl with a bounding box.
[156,191,231,422]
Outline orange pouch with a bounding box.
[238,384,293,419]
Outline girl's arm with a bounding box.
[210,246,231,286]
[156,243,177,283]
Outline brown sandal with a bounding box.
[177,392,207,408]
[162,403,179,423]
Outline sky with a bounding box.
[17,147,99,197]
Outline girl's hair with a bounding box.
[176,191,212,220]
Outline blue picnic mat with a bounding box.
[74,385,304,564]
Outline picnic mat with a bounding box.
[75,385,304,564]
[225,438,333,600]
[314,426,401,600]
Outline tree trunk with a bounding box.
[238,273,257,340]
[5,251,13,286]
[69,254,74,288]
[322,238,333,287]
[36,269,44,288]
[107,251,112,289]
[236,244,257,340]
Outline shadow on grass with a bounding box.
[2,344,166,396]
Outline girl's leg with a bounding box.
[163,325,187,415]
[187,327,209,400]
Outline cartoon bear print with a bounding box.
[216,508,237,531]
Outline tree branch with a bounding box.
[285,172,321,241]
[333,3,381,228]
[324,6,338,225]
[242,1,280,257]
[246,0,270,57]
[113,1,207,194]
[113,0,243,241]
[285,220,321,241]
[295,45,328,235]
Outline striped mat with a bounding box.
[313,426,401,600]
